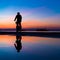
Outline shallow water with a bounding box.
[0,35,60,60]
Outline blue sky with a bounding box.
[0,0,60,12]
[0,0,60,29]
[0,0,60,15]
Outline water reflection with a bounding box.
[14,34,22,52]
[0,35,60,60]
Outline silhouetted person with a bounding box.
[14,34,22,52]
[14,12,22,32]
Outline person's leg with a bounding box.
[18,22,22,31]
[16,22,19,33]
[20,22,22,31]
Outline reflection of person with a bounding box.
[14,12,22,32]
[14,35,22,52]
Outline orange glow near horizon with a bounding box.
[0,15,60,29]
[0,6,60,29]
[0,20,60,29]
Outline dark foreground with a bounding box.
[0,31,60,38]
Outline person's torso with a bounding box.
[16,15,22,22]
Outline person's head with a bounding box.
[17,12,20,15]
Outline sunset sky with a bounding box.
[0,0,60,29]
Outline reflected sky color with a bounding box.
[0,0,60,29]
[0,35,60,60]
[0,35,60,47]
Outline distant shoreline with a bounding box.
[0,31,60,38]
